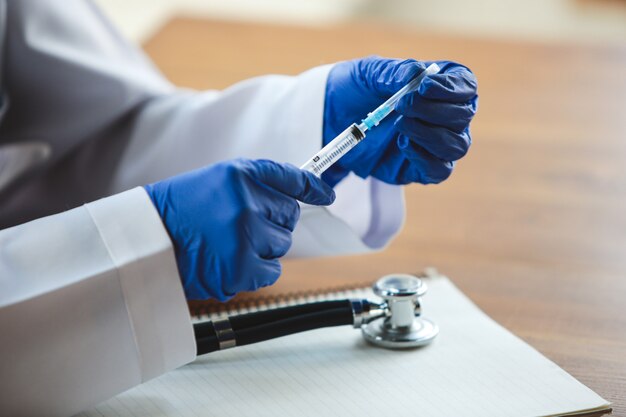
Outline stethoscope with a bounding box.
[194,273,439,355]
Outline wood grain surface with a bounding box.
[144,18,626,415]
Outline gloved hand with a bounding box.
[322,56,478,186]
[144,159,335,301]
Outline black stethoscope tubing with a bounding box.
[194,300,354,355]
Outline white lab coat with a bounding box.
[0,1,404,416]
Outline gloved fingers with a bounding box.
[395,118,471,162]
[245,159,336,206]
[254,185,302,231]
[357,56,426,96]
[255,259,282,289]
[235,257,283,292]
[364,139,413,185]
[268,197,301,231]
[395,95,477,132]
[417,65,478,102]
[392,159,416,186]
[397,137,455,184]
[250,218,294,259]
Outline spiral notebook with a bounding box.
[79,273,610,417]
[188,279,374,319]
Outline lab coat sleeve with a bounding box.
[109,65,406,257]
[1,0,404,254]
[0,187,196,417]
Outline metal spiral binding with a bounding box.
[189,281,374,322]
[188,269,439,323]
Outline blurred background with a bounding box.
[96,0,626,46]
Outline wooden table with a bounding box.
[144,18,626,415]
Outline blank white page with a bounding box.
[79,277,609,417]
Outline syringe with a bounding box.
[300,63,441,177]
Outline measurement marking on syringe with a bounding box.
[311,134,359,174]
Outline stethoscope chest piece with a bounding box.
[362,274,439,348]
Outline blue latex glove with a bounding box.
[144,159,336,301]
[322,56,478,186]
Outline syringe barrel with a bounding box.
[300,124,365,177]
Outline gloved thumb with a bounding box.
[248,159,336,206]
[354,56,426,97]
